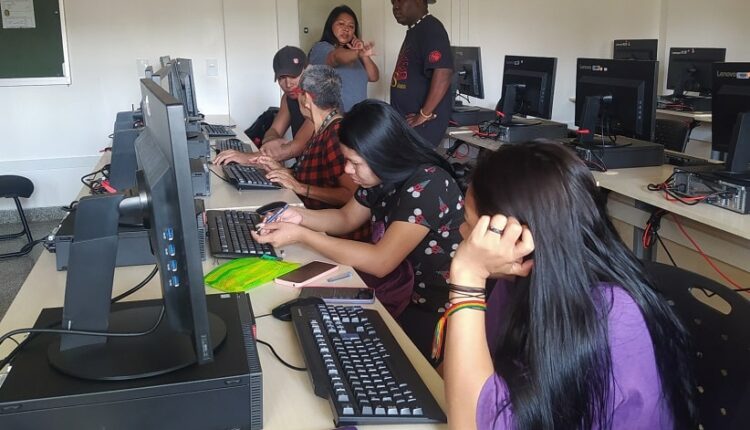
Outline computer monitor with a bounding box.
[451,46,484,103]
[49,78,225,381]
[172,58,200,119]
[497,55,557,126]
[613,39,658,61]
[711,62,750,178]
[150,59,200,120]
[666,47,726,97]
[575,58,658,145]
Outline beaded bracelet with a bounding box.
[431,300,487,360]
[448,283,486,294]
[419,108,436,120]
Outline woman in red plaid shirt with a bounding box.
[253,65,369,241]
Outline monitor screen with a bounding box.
[613,39,658,61]
[451,46,484,99]
[711,62,750,173]
[500,55,557,120]
[575,58,658,142]
[666,47,726,96]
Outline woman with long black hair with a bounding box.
[253,100,463,361]
[443,142,696,429]
[309,5,379,111]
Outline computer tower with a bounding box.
[494,117,568,143]
[563,136,665,169]
[450,106,497,126]
[51,210,155,270]
[190,158,211,197]
[0,293,263,430]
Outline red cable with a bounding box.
[669,214,748,292]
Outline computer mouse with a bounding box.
[271,297,325,322]
[256,200,288,216]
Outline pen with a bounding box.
[256,204,289,231]
[327,271,352,283]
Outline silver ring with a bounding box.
[488,226,503,235]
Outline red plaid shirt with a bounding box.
[295,118,370,241]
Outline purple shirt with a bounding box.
[476,281,673,429]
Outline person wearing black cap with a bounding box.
[390,0,453,148]
[216,46,314,165]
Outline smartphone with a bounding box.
[274,261,339,288]
[299,287,376,304]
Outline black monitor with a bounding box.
[49,78,224,381]
[613,39,658,61]
[712,62,750,179]
[172,58,200,119]
[575,58,658,145]
[150,59,200,120]
[667,47,726,97]
[451,46,484,103]
[497,55,557,126]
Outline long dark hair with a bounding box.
[471,142,696,429]
[339,99,455,186]
[320,5,360,46]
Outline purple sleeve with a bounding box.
[476,374,514,429]
[606,287,674,429]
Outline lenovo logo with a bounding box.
[716,71,750,79]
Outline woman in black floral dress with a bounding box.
[253,100,464,362]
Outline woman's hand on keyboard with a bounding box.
[214,149,259,166]
[254,155,283,171]
[265,169,304,194]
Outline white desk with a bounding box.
[0,117,447,430]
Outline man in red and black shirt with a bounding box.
[390,0,453,147]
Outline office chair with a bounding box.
[643,261,750,430]
[0,175,36,259]
[654,118,692,152]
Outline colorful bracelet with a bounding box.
[431,300,487,360]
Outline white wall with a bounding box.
[2,0,748,210]
[661,0,750,92]
[454,0,662,124]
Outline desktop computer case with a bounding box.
[496,118,568,143]
[0,293,263,430]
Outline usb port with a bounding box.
[169,275,180,287]
[166,244,176,256]
[168,260,178,272]
[163,227,175,241]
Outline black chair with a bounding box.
[0,175,36,259]
[643,261,750,430]
[654,118,692,152]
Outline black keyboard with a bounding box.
[203,123,236,137]
[206,210,277,259]
[215,138,249,153]
[222,165,280,190]
[292,303,446,426]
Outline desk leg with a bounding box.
[632,200,654,261]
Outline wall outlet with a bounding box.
[206,59,219,77]
[136,59,150,78]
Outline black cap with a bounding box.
[272,46,306,81]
